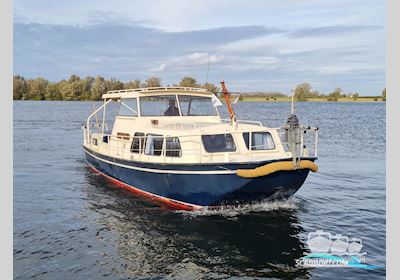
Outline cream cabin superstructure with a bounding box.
[83,87,306,165]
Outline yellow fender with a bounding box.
[236,160,318,179]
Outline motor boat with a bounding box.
[82,83,318,210]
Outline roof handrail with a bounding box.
[104,86,209,95]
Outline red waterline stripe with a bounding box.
[86,163,203,211]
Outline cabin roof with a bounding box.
[102,87,212,99]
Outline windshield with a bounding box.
[178,95,218,116]
[140,95,179,116]
[139,95,218,116]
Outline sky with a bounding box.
[13,0,386,95]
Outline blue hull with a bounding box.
[84,146,314,207]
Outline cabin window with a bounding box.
[130,132,145,153]
[243,132,275,150]
[178,95,218,116]
[166,137,182,157]
[202,134,236,153]
[140,95,180,116]
[118,98,138,117]
[144,134,163,156]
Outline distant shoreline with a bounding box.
[237,96,385,103]
[13,97,386,103]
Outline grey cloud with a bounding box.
[14,22,280,58]
[14,21,282,80]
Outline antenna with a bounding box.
[205,54,211,85]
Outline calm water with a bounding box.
[14,101,386,279]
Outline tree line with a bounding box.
[293,83,386,101]
[13,75,219,101]
[13,75,385,101]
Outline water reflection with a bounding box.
[84,169,312,279]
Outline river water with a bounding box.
[13,101,385,279]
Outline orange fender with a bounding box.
[236,160,318,178]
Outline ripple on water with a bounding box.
[13,101,386,279]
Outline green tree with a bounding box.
[179,76,198,87]
[124,79,141,89]
[72,77,84,100]
[59,75,84,100]
[329,87,343,98]
[79,76,95,100]
[382,88,386,101]
[142,76,162,88]
[68,74,80,83]
[91,75,107,100]
[58,80,73,100]
[13,75,27,100]
[44,83,60,100]
[202,82,219,93]
[294,83,312,101]
[26,77,49,100]
[309,90,320,98]
[109,77,124,91]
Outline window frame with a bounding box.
[177,95,218,116]
[201,133,237,153]
[165,137,182,157]
[144,133,164,156]
[118,98,138,117]
[130,132,145,154]
[243,131,276,151]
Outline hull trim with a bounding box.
[84,148,237,175]
[85,161,203,211]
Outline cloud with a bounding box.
[179,52,224,66]
[148,63,166,72]
[13,22,279,79]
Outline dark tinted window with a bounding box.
[202,134,236,153]
[144,134,163,156]
[166,137,181,157]
[130,132,145,153]
[243,132,275,150]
